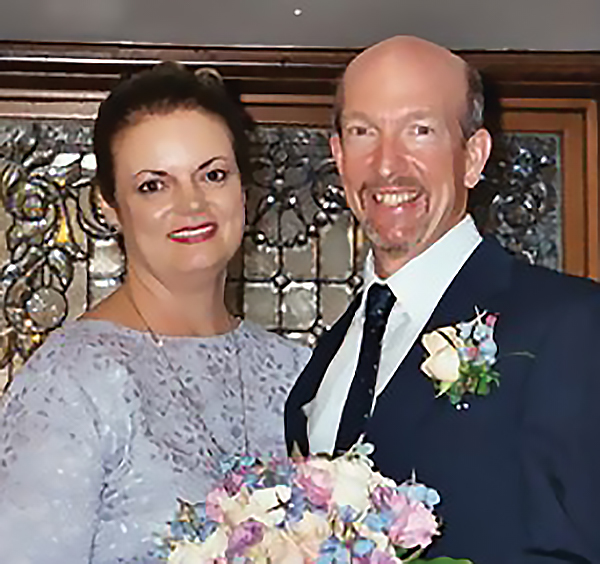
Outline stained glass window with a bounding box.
[0,120,562,391]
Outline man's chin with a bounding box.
[364,224,426,257]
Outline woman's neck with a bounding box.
[85,268,237,338]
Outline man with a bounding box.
[285,36,600,564]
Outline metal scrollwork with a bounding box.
[247,128,346,248]
[239,126,364,344]
[0,121,564,388]
[473,133,561,270]
[0,121,118,386]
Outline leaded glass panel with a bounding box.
[0,120,563,391]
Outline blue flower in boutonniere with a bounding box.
[420,308,500,406]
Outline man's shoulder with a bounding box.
[477,236,600,304]
[507,251,600,304]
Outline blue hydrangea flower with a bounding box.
[473,322,494,343]
[396,483,441,508]
[284,485,307,524]
[317,537,351,564]
[478,338,498,364]
[457,320,476,340]
[352,537,376,558]
[338,505,359,524]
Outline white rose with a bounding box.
[258,529,306,564]
[168,530,227,564]
[369,470,397,490]
[288,512,330,559]
[220,485,291,528]
[421,327,462,384]
[355,522,394,553]
[331,457,373,513]
[248,485,291,526]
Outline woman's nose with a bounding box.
[173,180,206,214]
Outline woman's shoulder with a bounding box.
[5,319,142,412]
[240,320,310,352]
[22,318,139,373]
[238,320,312,371]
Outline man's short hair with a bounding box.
[332,60,485,141]
[461,62,485,139]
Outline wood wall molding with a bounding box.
[2,41,600,100]
[0,41,598,279]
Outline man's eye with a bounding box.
[414,124,433,136]
[205,168,228,183]
[345,125,373,137]
[137,179,164,193]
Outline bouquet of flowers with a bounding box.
[155,443,472,563]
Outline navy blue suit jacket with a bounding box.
[285,237,600,564]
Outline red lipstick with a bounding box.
[168,222,218,244]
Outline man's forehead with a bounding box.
[339,37,467,120]
[341,107,444,124]
[347,36,465,78]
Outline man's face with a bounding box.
[331,45,491,277]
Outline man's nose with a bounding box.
[374,133,411,180]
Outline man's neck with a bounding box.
[371,216,476,280]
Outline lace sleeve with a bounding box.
[0,353,106,564]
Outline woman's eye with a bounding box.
[137,178,164,193]
[205,168,228,183]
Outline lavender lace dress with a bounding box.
[0,319,310,564]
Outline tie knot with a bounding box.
[365,283,396,325]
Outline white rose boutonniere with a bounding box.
[421,309,500,406]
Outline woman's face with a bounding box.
[109,108,245,290]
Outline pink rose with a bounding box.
[370,486,396,510]
[464,346,478,361]
[389,501,439,549]
[295,461,333,508]
[206,488,227,522]
[226,519,265,558]
[368,549,403,564]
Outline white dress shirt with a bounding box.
[305,215,482,454]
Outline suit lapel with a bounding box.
[424,236,513,332]
[367,236,516,436]
[366,238,517,477]
[286,237,516,456]
[285,292,362,455]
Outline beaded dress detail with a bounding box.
[0,318,310,563]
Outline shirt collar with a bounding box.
[363,215,482,319]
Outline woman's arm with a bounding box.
[0,359,105,564]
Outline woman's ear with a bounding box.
[99,190,121,234]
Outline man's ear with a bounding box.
[330,133,344,178]
[464,128,492,189]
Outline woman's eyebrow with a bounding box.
[133,156,227,178]
[196,156,227,173]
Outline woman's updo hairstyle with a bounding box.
[93,62,253,207]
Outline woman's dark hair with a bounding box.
[94,62,253,207]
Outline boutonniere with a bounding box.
[420,308,500,407]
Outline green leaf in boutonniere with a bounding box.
[421,308,500,406]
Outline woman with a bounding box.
[0,63,310,563]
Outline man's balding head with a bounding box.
[334,36,484,141]
[329,35,492,277]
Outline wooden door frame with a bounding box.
[500,99,599,278]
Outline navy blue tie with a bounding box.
[334,283,396,454]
